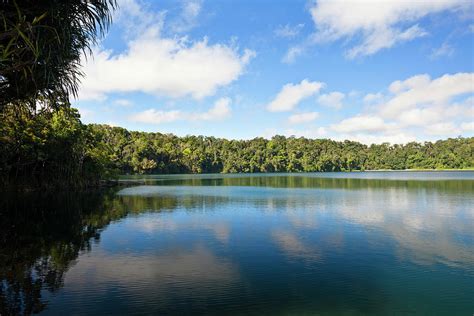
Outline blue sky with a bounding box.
[74,0,474,144]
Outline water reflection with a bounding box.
[0,191,118,315]
[121,171,474,192]
[62,246,240,311]
[272,230,322,263]
[1,173,473,315]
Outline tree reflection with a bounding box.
[0,189,181,315]
[127,174,474,194]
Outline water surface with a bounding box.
[1,172,473,315]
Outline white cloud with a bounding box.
[381,73,474,118]
[317,91,345,109]
[272,230,321,261]
[309,0,468,58]
[363,92,383,103]
[282,46,304,64]
[397,107,444,126]
[115,0,166,37]
[78,0,255,101]
[430,42,454,59]
[329,72,473,143]
[131,97,232,124]
[425,122,461,136]
[334,132,416,145]
[267,79,324,112]
[114,99,133,107]
[193,97,232,120]
[288,112,319,124]
[283,127,328,138]
[170,0,203,33]
[397,104,465,128]
[79,34,254,101]
[346,24,428,59]
[331,115,394,133]
[461,121,474,132]
[131,109,182,124]
[275,23,304,38]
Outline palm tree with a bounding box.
[0,0,117,112]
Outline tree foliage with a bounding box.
[0,0,116,111]
[0,104,114,188]
[89,124,474,175]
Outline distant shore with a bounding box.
[361,168,474,172]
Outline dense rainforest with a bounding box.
[1,106,472,188]
[84,124,474,174]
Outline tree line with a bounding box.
[1,106,473,188]
[88,124,474,175]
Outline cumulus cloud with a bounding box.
[193,97,232,120]
[317,91,345,109]
[380,73,474,118]
[363,92,383,104]
[331,115,394,133]
[397,107,444,126]
[424,122,461,136]
[267,79,324,112]
[264,73,471,144]
[329,72,473,144]
[288,112,319,124]
[79,34,254,101]
[78,0,255,101]
[275,23,304,38]
[309,0,467,58]
[131,109,181,124]
[131,97,231,124]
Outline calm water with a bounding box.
[1,172,473,315]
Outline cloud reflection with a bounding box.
[64,245,240,298]
[272,230,322,263]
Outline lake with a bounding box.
[1,171,473,315]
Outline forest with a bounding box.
[89,124,474,174]
[1,104,472,188]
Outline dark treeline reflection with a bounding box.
[0,190,180,315]
[124,174,474,194]
[0,191,107,315]
[0,188,252,315]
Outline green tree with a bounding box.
[1,0,116,111]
